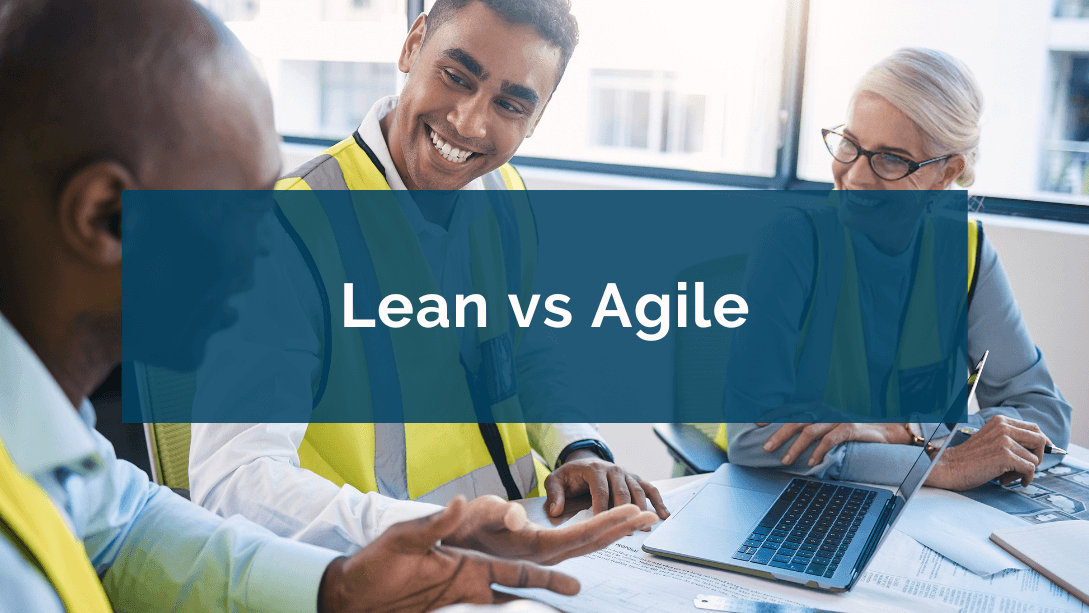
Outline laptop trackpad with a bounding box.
[645,483,777,560]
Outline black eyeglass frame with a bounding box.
[821,124,954,181]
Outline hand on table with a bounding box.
[318,497,580,613]
[544,450,670,523]
[756,403,912,467]
[443,494,659,565]
[926,415,1049,491]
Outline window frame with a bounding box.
[275,0,1088,223]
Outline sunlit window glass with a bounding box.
[798,0,1089,202]
[499,0,791,177]
[196,0,405,140]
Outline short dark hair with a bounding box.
[423,0,579,90]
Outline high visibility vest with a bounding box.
[0,440,113,613]
[714,206,981,451]
[273,132,547,502]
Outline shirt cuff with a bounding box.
[245,538,341,613]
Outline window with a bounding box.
[199,0,1089,210]
[1044,54,1089,196]
[196,0,405,139]
[590,70,706,155]
[798,0,1089,204]
[1055,0,1089,18]
[513,0,791,178]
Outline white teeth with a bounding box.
[428,128,474,164]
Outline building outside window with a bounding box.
[590,70,706,155]
[197,0,1089,204]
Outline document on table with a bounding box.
[896,487,1030,575]
[959,455,1089,524]
[499,482,957,613]
[858,529,1089,613]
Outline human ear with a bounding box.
[55,160,134,269]
[399,13,428,74]
[934,155,966,190]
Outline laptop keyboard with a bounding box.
[733,479,875,579]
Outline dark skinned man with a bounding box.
[188,0,670,556]
[0,0,658,611]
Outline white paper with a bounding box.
[859,529,1089,613]
[501,485,958,613]
[896,487,1030,575]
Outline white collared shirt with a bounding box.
[0,313,339,612]
[188,97,602,554]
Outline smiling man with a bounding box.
[188,0,669,556]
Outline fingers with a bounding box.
[395,496,466,551]
[626,475,647,511]
[607,468,632,508]
[641,480,670,520]
[1003,443,1040,486]
[808,425,850,467]
[763,423,806,453]
[783,423,836,466]
[538,506,659,563]
[485,556,580,596]
[503,501,529,532]
[588,471,611,515]
[544,473,566,517]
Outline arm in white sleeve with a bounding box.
[960,231,1072,448]
[189,215,441,554]
[515,298,606,469]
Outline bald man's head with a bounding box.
[0,0,281,395]
[0,0,276,198]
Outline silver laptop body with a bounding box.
[643,352,988,592]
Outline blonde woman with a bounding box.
[725,49,1071,491]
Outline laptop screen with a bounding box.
[892,351,988,505]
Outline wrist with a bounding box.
[565,449,601,463]
[556,439,613,468]
[317,556,349,613]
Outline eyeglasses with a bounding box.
[821,125,952,181]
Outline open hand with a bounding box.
[544,451,670,522]
[443,495,659,565]
[319,497,579,613]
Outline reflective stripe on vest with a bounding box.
[274,135,544,501]
[0,441,113,613]
[795,206,980,418]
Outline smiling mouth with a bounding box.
[428,127,477,164]
[843,189,883,208]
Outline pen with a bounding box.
[957,426,1067,455]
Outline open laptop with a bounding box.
[643,351,988,592]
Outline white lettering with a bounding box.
[379,294,412,328]
[714,294,748,328]
[343,283,375,328]
[592,283,632,328]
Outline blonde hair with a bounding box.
[853,48,984,187]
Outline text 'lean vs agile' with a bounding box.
[343,282,748,342]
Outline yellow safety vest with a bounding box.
[274,132,547,502]
[0,440,113,613]
[714,210,981,452]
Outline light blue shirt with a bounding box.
[725,214,1072,485]
[0,313,340,612]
